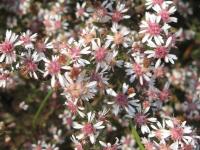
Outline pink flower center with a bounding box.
[112,11,123,22]
[155,46,168,58]
[48,60,61,75]
[115,93,128,107]
[66,117,73,126]
[70,47,80,60]
[170,127,183,141]
[82,123,94,135]
[134,113,147,126]
[55,20,61,29]
[96,7,107,17]
[0,73,9,80]
[25,59,37,72]
[114,32,124,45]
[0,41,14,54]
[65,83,83,98]
[66,101,77,114]
[160,10,169,22]
[20,35,31,45]
[133,63,143,76]
[152,0,163,5]
[95,47,107,62]
[77,8,85,16]
[148,22,161,35]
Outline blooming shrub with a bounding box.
[0,0,200,150]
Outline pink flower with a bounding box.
[0,30,19,64]
[145,37,177,68]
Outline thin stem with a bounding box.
[131,125,145,150]
[32,89,53,128]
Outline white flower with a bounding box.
[106,23,130,48]
[73,112,105,144]
[106,83,140,116]
[0,30,19,64]
[145,37,177,68]
[18,30,37,49]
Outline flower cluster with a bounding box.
[0,0,200,150]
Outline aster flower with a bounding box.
[99,138,120,150]
[63,72,97,101]
[91,0,113,23]
[128,105,157,134]
[153,2,177,23]
[165,119,197,149]
[35,38,53,57]
[20,49,42,79]
[0,68,10,88]
[73,112,105,144]
[120,135,135,150]
[106,83,140,116]
[125,55,152,85]
[139,12,170,44]
[106,23,130,49]
[61,39,91,67]
[71,135,84,150]
[148,120,170,141]
[0,30,19,64]
[109,2,130,22]
[43,55,70,87]
[17,30,37,49]
[145,37,177,68]
[58,109,76,129]
[145,0,173,10]
[76,2,89,21]
[91,38,113,70]
[64,99,85,118]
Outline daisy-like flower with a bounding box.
[90,67,109,93]
[73,112,105,144]
[71,135,84,150]
[153,2,177,23]
[165,119,196,149]
[58,109,76,129]
[109,2,130,22]
[76,2,89,21]
[31,140,45,150]
[79,25,97,46]
[20,49,42,79]
[106,83,140,116]
[92,0,113,23]
[91,38,112,70]
[17,30,37,49]
[61,39,91,67]
[99,138,120,150]
[139,12,170,44]
[120,135,135,150]
[35,38,53,57]
[43,143,59,150]
[63,72,97,101]
[125,55,152,85]
[0,69,10,88]
[128,105,157,134]
[64,99,85,118]
[0,30,19,64]
[43,55,70,87]
[145,37,177,68]
[148,120,170,141]
[145,0,173,10]
[106,23,130,49]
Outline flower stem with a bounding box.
[131,126,145,150]
[32,89,53,128]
